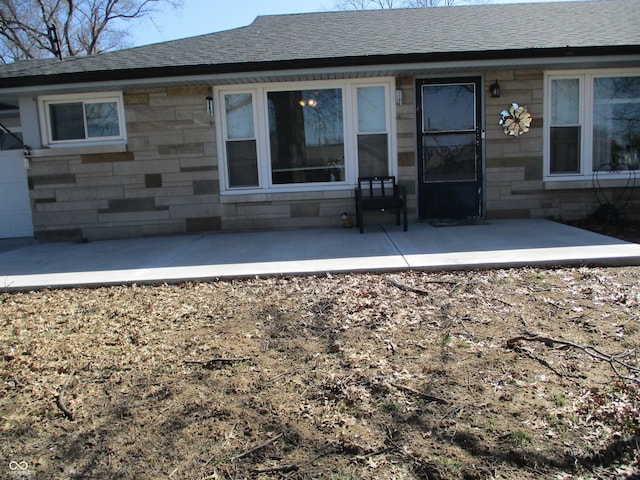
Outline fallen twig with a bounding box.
[232,432,284,461]
[253,464,299,474]
[506,335,639,383]
[55,370,76,421]
[434,405,465,428]
[202,421,238,470]
[186,357,251,369]
[385,278,458,295]
[388,381,448,405]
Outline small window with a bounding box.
[549,78,581,174]
[40,93,126,146]
[224,93,259,188]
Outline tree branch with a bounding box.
[506,335,640,383]
[0,0,177,60]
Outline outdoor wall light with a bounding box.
[206,96,214,125]
[395,89,403,106]
[206,96,213,115]
[23,145,32,158]
[490,80,501,98]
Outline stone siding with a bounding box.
[396,76,418,219]
[484,70,547,219]
[30,87,220,241]
[28,86,360,241]
[27,73,639,241]
[484,70,639,221]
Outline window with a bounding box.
[268,88,344,184]
[216,79,395,193]
[593,77,640,172]
[224,93,259,188]
[545,71,640,179]
[549,78,581,174]
[356,86,389,177]
[39,93,126,146]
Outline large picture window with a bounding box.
[39,93,126,146]
[268,88,344,184]
[545,71,640,179]
[216,79,395,193]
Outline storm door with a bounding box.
[417,78,482,219]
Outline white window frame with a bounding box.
[544,69,640,181]
[214,78,397,194]
[38,92,127,147]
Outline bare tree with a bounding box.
[336,0,488,9]
[405,0,452,5]
[335,0,404,8]
[405,0,489,6]
[0,0,181,63]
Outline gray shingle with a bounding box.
[1,0,638,85]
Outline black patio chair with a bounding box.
[355,176,407,234]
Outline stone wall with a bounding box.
[28,86,360,241]
[484,70,546,219]
[395,76,418,221]
[27,73,639,241]
[484,70,639,221]
[29,87,221,241]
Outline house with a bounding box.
[0,0,638,241]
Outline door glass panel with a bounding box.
[423,133,477,182]
[422,84,475,132]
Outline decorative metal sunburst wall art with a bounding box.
[499,103,532,136]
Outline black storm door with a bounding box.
[417,78,482,219]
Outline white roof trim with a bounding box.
[2,54,639,98]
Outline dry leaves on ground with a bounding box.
[1,266,639,480]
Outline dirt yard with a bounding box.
[1,221,639,480]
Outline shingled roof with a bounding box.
[1,0,638,89]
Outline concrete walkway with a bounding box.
[1,219,640,291]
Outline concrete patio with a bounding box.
[1,218,640,292]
